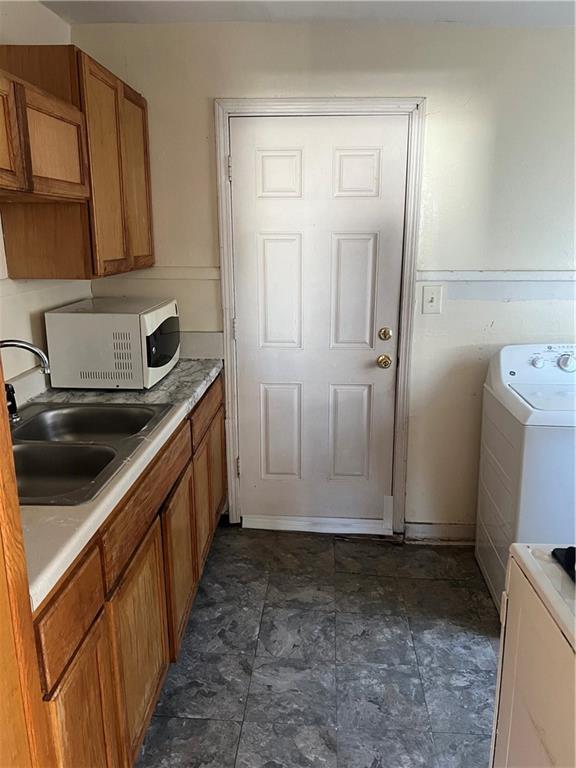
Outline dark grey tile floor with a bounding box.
[137,528,500,768]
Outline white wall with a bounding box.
[73,21,574,282]
[73,22,574,534]
[0,1,92,380]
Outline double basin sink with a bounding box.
[12,402,171,506]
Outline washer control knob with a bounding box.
[531,356,545,369]
[557,353,576,372]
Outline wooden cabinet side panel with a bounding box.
[0,45,80,107]
[0,360,55,767]
[0,202,92,279]
[108,519,169,762]
[120,85,154,269]
[0,534,33,768]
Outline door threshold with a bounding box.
[242,514,395,536]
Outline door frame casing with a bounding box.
[215,97,425,534]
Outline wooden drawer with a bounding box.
[101,422,192,592]
[191,375,223,452]
[35,546,104,693]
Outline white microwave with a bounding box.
[45,297,180,389]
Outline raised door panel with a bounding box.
[79,54,129,275]
[109,519,169,763]
[209,406,227,524]
[24,84,89,199]
[162,464,197,659]
[193,430,212,565]
[47,613,122,768]
[120,85,154,269]
[0,74,27,191]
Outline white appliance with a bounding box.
[491,544,575,767]
[45,297,180,389]
[476,343,576,607]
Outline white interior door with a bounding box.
[231,115,409,531]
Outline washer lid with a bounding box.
[510,383,576,411]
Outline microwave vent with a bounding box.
[112,330,134,375]
[79,369,134,382]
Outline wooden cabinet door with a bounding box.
[162,464,197,659]
[120,84,154,270]
[209,405,227,525]
[79,53,130,276]
[23,84,89,199]
[0,74,27,191]
[108,519,169,764]
[193,429,212,565]
[47,613,122,768]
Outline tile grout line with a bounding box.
[405,611,440,768]
[233,566,271,767]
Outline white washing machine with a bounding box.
[475,343,576,607]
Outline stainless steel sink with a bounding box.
[14,443,117,504]
[12,404,161,443]
[12,402,171,506]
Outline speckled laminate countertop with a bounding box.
[22,359,223,611]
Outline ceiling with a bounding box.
[43,1,575,27]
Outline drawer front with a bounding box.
[101,422,192,592]
[35,546,104,693]
[191,375,223,452]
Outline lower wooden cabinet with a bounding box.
[32,376,227,767]
[108,519,169,764]
[47,613,122,768]
[209,405,227,525]
[162,464,198,660]
[193,430,212,566]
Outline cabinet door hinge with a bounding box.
[232,316,237,340]
[236,456,241,477]
[227,155,232,182]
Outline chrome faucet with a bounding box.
[0,339,50,424]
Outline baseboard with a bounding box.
[242,515,394,536]
[404,522,475,544]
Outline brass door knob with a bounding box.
[376,354,392,369]
[378,327,393,341]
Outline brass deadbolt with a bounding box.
[378,327,393,341]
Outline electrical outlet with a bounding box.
[421,284,443,315]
